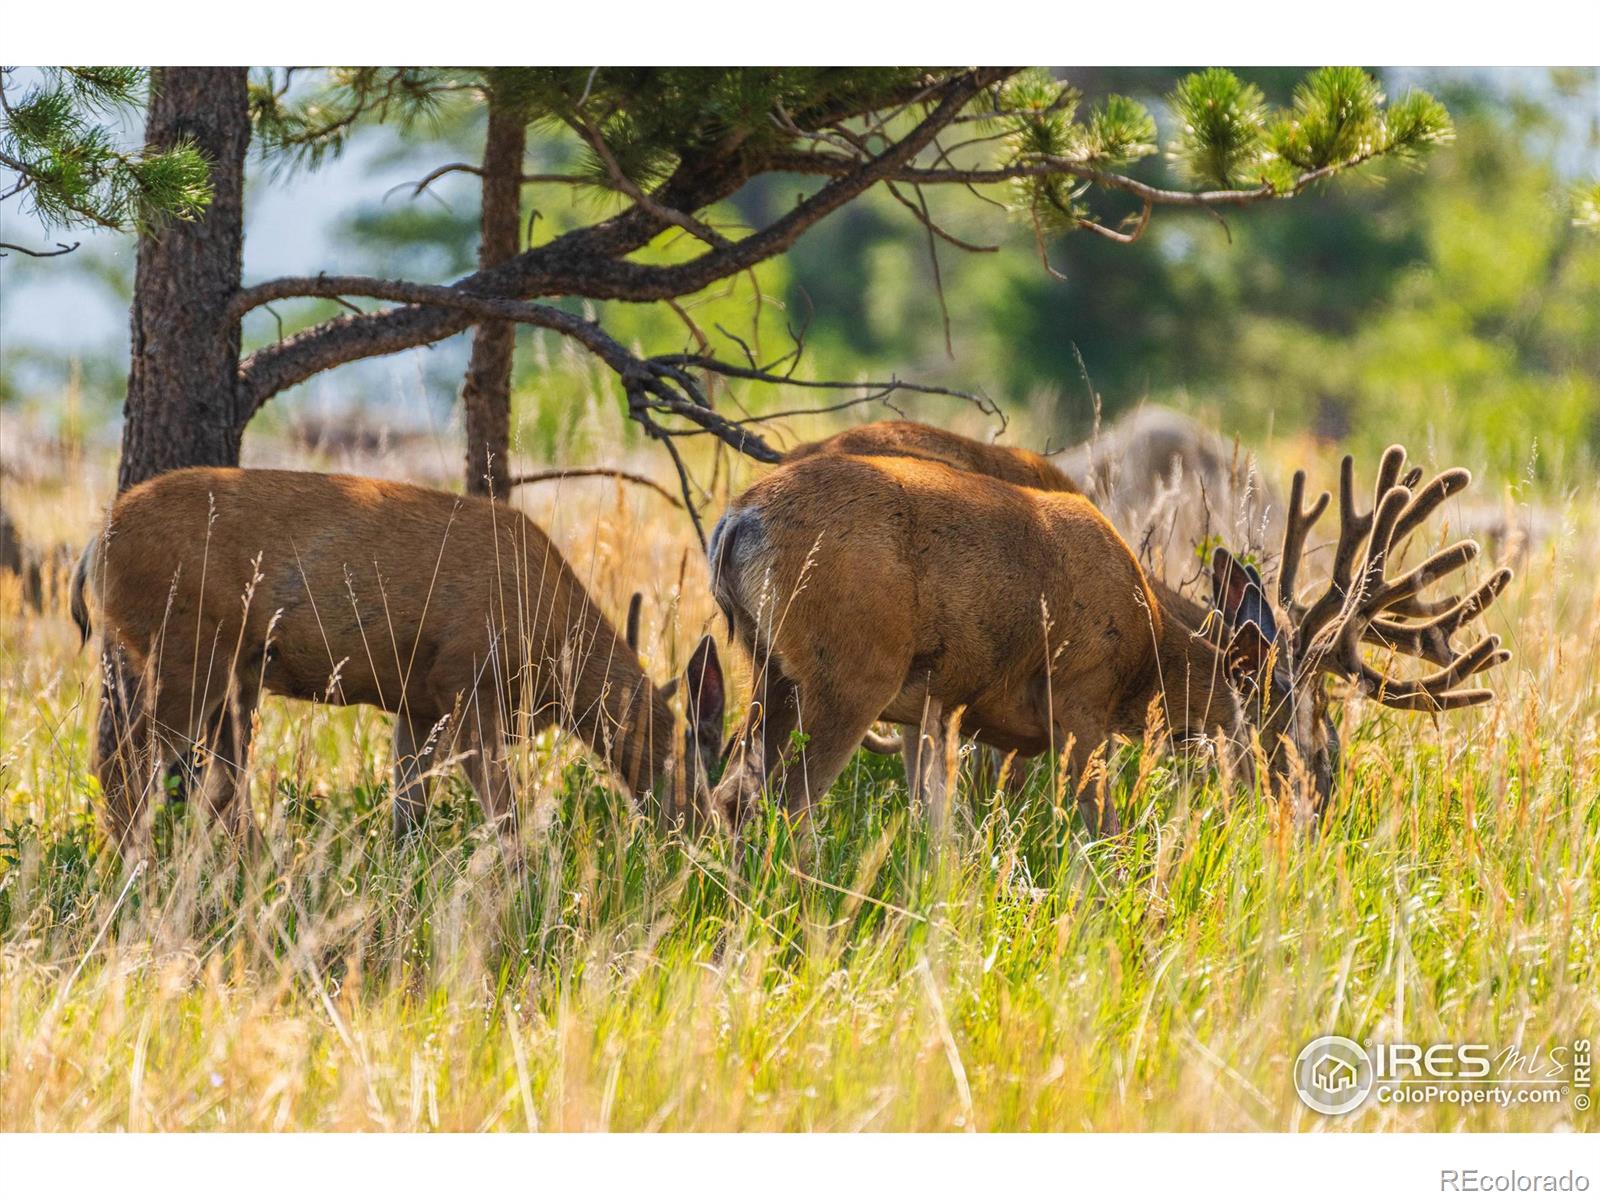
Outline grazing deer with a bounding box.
[71,468,725,850]
[1053,405,1281,575]
[788,409,1277,582]
[779,415,1244,769]
[708,442,1511,832]
[785,420,1082,494]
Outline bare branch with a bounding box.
[883,178,1000,254]
[655,354,1005,428]
[506,467,682,507]
[229,273,784,460]
[1075,196,1153,245]
[391,160,590,200]
[0,239,80,257]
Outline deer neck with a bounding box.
[1146,578,1245,744]
[615,673,682,799]
[556,620,678,799]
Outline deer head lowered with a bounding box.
[707,437,1511,832]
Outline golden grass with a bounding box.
[1,417,1595,1132]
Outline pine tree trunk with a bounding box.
[100,68,250,847]
[117,67,251,492]
[461,97,526,497]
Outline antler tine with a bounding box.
[1277,468,1330,615]
[1390,467,1472,548]
[1363,566,1514,666]
[1374,444,1408,499]
[1288,442,1511,713]
[1372,539,1481,612]
[1362,686,1497,713]
[1297,446,1409,653]
[1356,633,1511,711]
[1354,485,1413,613]
[1315,484,1413,675]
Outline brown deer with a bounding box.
[1053,405,1281,576]
[71,468,725,850]
[784,420,1082,494]
[708,442,1511,832]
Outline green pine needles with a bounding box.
[242,67,1455,257]
[1009,66,1451,238]
[1173,66,1452,188]
[0,67,213,240]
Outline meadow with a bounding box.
[1,399,1596,1133]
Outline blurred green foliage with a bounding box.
[735,70,1597,474]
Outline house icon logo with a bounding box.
[1294,1035,1375,1115]
[1312,1054,1358,1093]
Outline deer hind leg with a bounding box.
[902,697,953,839]
[391,710,442,838]
[194,673,261,843]
[710,662,800,827]
[770,663,905,817]
[92,644,160,852]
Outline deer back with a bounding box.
[89,469,618,707]
[786,420,1081,495]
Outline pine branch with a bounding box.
[232,67,1447,420]
[1,68,213,234]
[234,70,1002,409]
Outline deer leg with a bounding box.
[1056,706,1120,837]
[195,675,260,844]
[92,644,159,853]
[904,698,952,838]
[771,668,903,816]
[459,693,518,849]
[391,710,441,838]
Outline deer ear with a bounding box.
[685,635,725,737]
[625,592,643,651]
[1211,548,1278,642]
[1211,547,1250,616]
[1225,619,1274,686]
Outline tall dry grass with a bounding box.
[1,407,1595,1131]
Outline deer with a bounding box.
[1052,405,1282,576]
[707,440,1512,833]
[70,468,725,852]
[783,420,1083,494]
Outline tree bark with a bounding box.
[461,97,527,496]
[101,68,250,848]
[118,67,251,492]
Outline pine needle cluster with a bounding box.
[0,67,213,235]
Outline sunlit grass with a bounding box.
[1,428,1595,1132]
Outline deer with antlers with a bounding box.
[71,469,726,852]
[707,437,1511,832]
